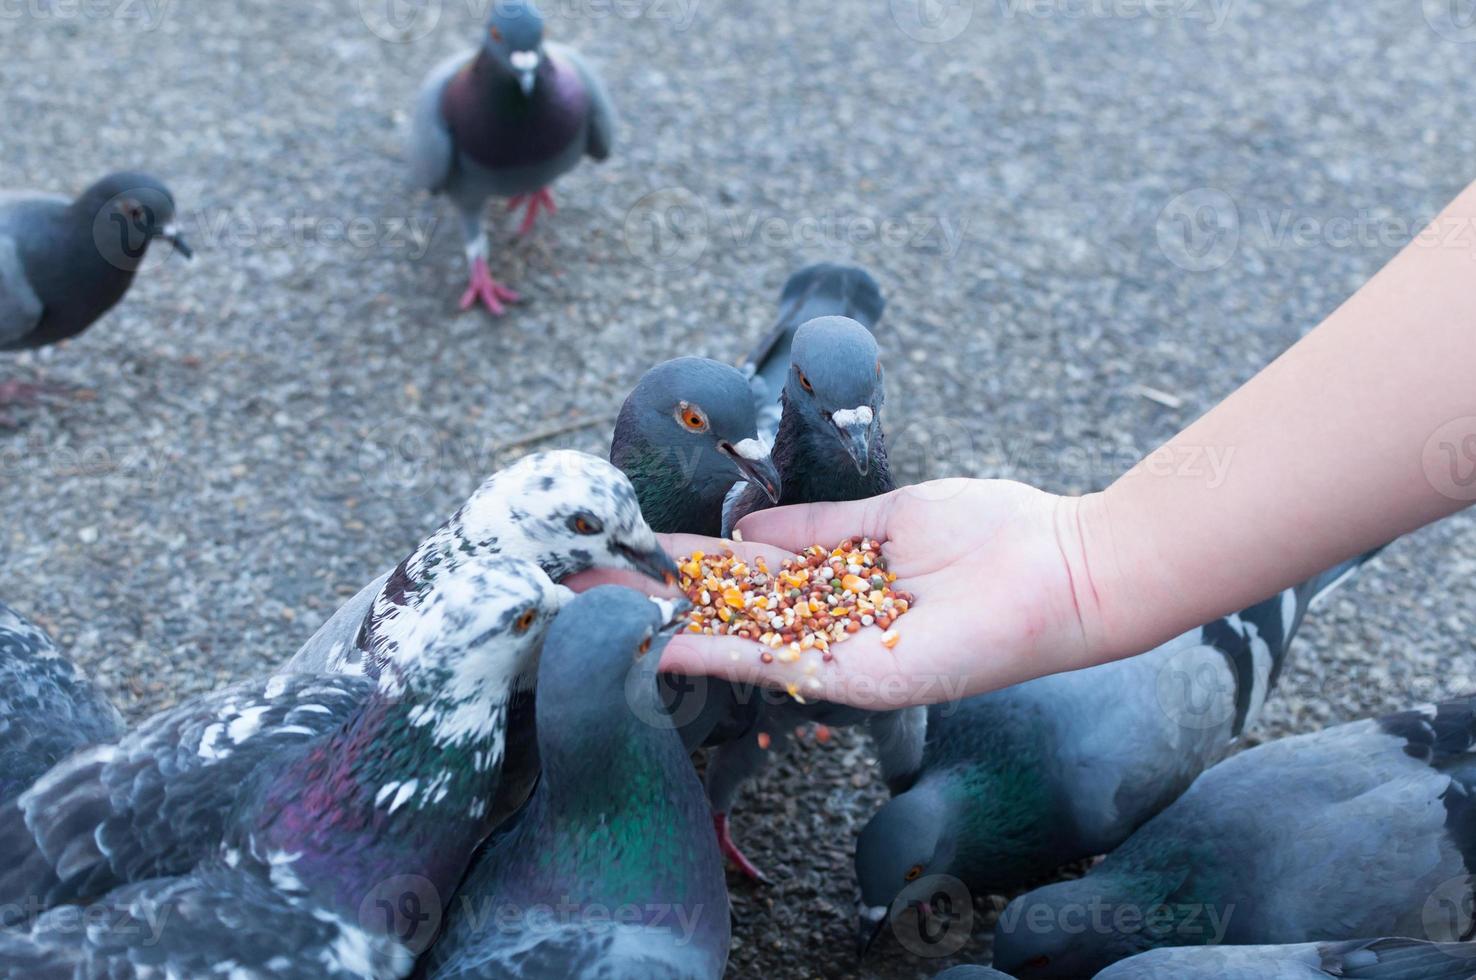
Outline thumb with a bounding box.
[733,492,898,553]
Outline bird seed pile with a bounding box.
[678,539,913,664]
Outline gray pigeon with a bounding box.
[408,0,614,314]
[420,587,730,979]
[933,968,1018,980]
[855,554,1375,954]
[0,603,124,804]
[1094,937,1476,979]
[0,557,564,934]
[610,356,782,539]
[992,693,1476,978]
[1,173,191,411]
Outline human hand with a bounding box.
[647,480,1100,710]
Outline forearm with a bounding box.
[1076,178,1476,663]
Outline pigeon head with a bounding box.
[538,586,689,715]
[482,0,546,96]
[784,316,884,476]
[612,357,782,530]
[451,450,680,586]
[75,171,192,269]
[854,781,956,956]
[993,876,1175,979]
[376,555,567,716]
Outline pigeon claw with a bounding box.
[507,188,557,237]
[713,811,769,883]
[459,256,521,316]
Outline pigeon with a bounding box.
[933,968,1018,980]
[419,587,730,979]
[991,691,1476,979]
[0,556,565,936]
[0,603,124,804]
[1094,937,1476,979]
[698,268,927,882]
[408,0,614,315]
[854,553,1377,954]
[279,450,675,831]
[1,173,191,410]
[610,356,782,538]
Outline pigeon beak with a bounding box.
[159,224,193,260]
[615,540,681,587]
[651,597,693,635]
[510,50,541,96]
[721,439,781,504]
[518,68,536,96]
[834,420,872,476]
[856,902,889,958]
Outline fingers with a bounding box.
[657,533,793,568]
[563,567,685,597]
[731,494,898,553]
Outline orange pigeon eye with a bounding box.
[904,864,923,882]
[490,26,503,41]
[796,368,814,394]
[514,608,537,633]
[636,635,652,656]
[676,402,708,432]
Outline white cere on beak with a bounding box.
[649,597,684,626]
[831,406,874,428]
[510,50,540,72]
[162,222,181,238]
[732,437,770,461]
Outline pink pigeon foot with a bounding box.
[458,257,521,316]
[713,812,768,883]
[506,188,557,236]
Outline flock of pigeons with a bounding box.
[2,2,1475,979]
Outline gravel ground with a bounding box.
[5,0,1476,976]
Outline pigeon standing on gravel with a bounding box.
[1,173,191,412]
[0,557,564,933]
[854,554,1376,953]
[0,557,564,977]
[992,693,1476,979]
[0,603,124,804]
[408,0,614,315]
[421,587,730,980]
[279,450,675,827]
[698,265,929,881]
[1095,937,1476,979]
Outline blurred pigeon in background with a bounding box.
[1095,937,1476,979]
[855,554,1376,953]
[0,172,190,415]
[932,968,1018,980]
[0,557,563,933]
[408,0,614,315]
[422,587,730,980]
[993,692,1476,978]
[0,603,123,804]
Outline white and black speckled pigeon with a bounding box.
[0,603,123,805]
[700,267,929,882]
[0,557,564,942]
[420,587,730,980]
[992,692,1476,979]
[408,0,614,315]
[855,554,1376,955]
[1,173,191,410]
[1094,937,1476,979]
[280,449,674,829]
